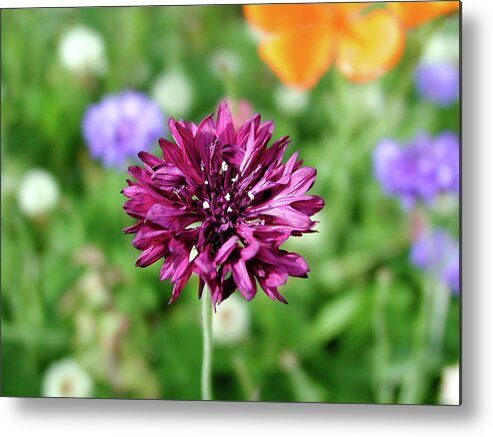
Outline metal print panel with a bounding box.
[0,1,461,405]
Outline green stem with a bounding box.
[399,274,432,404]
[373,269,393,404]
[232,353,256,400]
[201,287,213,400]
[400,272,446,404]
[429,282,451,356]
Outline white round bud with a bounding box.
[42,358,93,398]
[213,294,250,345]
[17,169,59,218]
[58,26,107,76]
[274,85,309,116]
[151,70,193,119]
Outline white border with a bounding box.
[2,0,493,436]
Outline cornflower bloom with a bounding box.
[122,102,324,307]
[373,131,459,208]
[82,90,164,169]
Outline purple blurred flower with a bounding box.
[373,131,459,208]
[415,63,459,107]
[122,102,324,307]
[410,228,459,293]
[82,90,165,168]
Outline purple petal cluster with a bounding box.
[373,132,459,208]
[122,102,324,307]
[82,90,165,168]
[415,63,459,107]
[410,228,459,293]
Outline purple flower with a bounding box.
[82,90,165,168]
[415,63,459,107]
[122,102,324,307]
[410,228,459,294]
[373,131,459,208]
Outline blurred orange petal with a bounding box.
[259,28,334,90]
[310,3,366,21]
[336,10,405,82]
[387,1,460,29]
[334,3,368,16]
[243,4,327,34]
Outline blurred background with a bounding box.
[1,4,459,404]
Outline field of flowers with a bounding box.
[1,2,460,404]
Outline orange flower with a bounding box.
[243,2,460,90]
[243,3,406,89]
[387,1,460,29]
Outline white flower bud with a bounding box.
[210,50,242,78]
[151,71,193,118]
[213,294,250,345]
[421,33,459,65]
[17,169,59,218]
[42,358,93,398]
[77,269,110,308]
[58,26,107,76]
[274,85,309,116]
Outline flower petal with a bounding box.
[138,151,163,169]
[215,236,239,264]
[291,195,325,216]
[168,262,193,304]
[243,4,328,34]
[231,258,257,300]
[146,203,200,231]
[216,101,236,145]
[334,3,368,16]
[136,245,167,268]
[387,1,459,29]
[336,10,405,82]
[257,277,287,304]
[258,27,334,90]
[151,163,186,191]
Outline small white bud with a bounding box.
[203,201,210,210]
[151,70,193,118]
[274,84,309,116]
[247,191,254,201]
[213,295,250,345]
[224,193,231,201]
[18,169,59,218]
[42,358,93,398]
[221,161,229,172]
[58,26,107,76]
[210,50,242,78]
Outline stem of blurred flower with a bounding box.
[429,282,451,356]
[220,63,238,108]
[6,208,46,359]
[232,353,257,400]
[399,272,441,404]
[201,287,213,400]
[280,350,326,402]
[372,269,393,404]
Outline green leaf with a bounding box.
[309,290,363,345]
